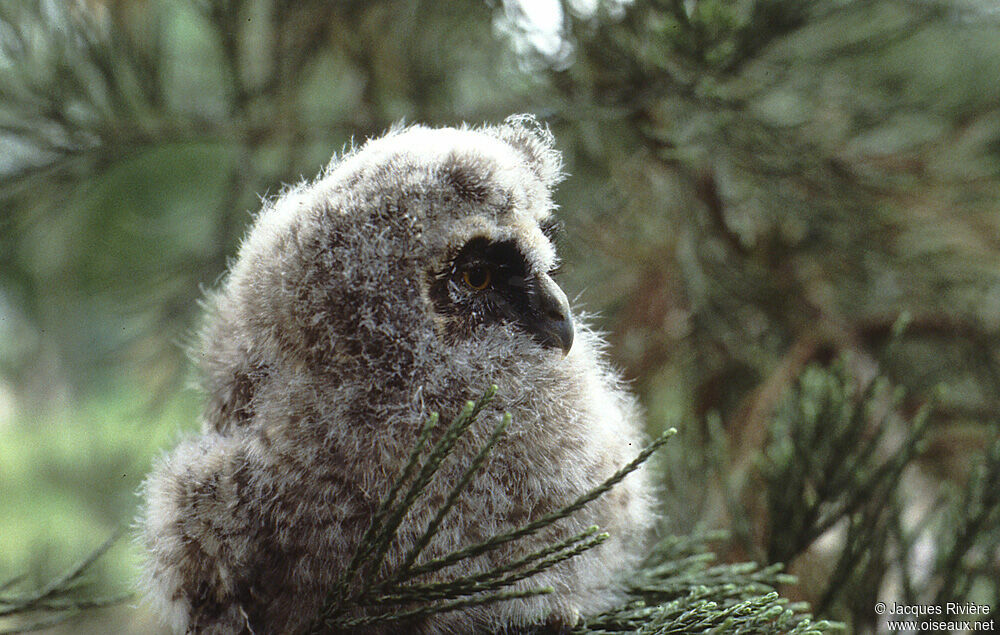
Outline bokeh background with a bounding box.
[2,1,999,632]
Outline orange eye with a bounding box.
[463,267,491,290]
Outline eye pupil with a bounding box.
[463,267,491,290]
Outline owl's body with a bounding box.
[141,118,655,634]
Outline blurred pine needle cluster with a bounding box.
[1,1,999,633]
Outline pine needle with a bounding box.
[337,586,555,630]
[394,411,512,577]
[396,427,678,583]
[0,531,131,635]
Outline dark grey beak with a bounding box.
[525,274,574,355]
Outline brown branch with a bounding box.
[730,332,823,473]
[694,168,750,257]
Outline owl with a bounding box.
[140,115,655,634]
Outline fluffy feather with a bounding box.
[139,115,655,634]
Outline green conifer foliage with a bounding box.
[2,1,999,633]
[542,1,1000,629]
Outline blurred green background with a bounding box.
[2,0,999,632]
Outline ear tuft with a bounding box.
[489,114,565,187]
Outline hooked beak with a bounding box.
[523,273,574,355]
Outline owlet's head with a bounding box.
[198,116,575,426]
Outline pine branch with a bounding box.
[392,427,677,586]
[375,530,608,604]
[333,410,442,598]
[307,397,834,634]
[365,391,496,580]
[308,394,837,635]
[395,409,512,576]
[0,531,131,634]
[336,587,556,631]
[574,530,841,634]
[758,316,936,574]
[309,389,676,633]
[385,525,605,603]
[932,431,1000,606]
